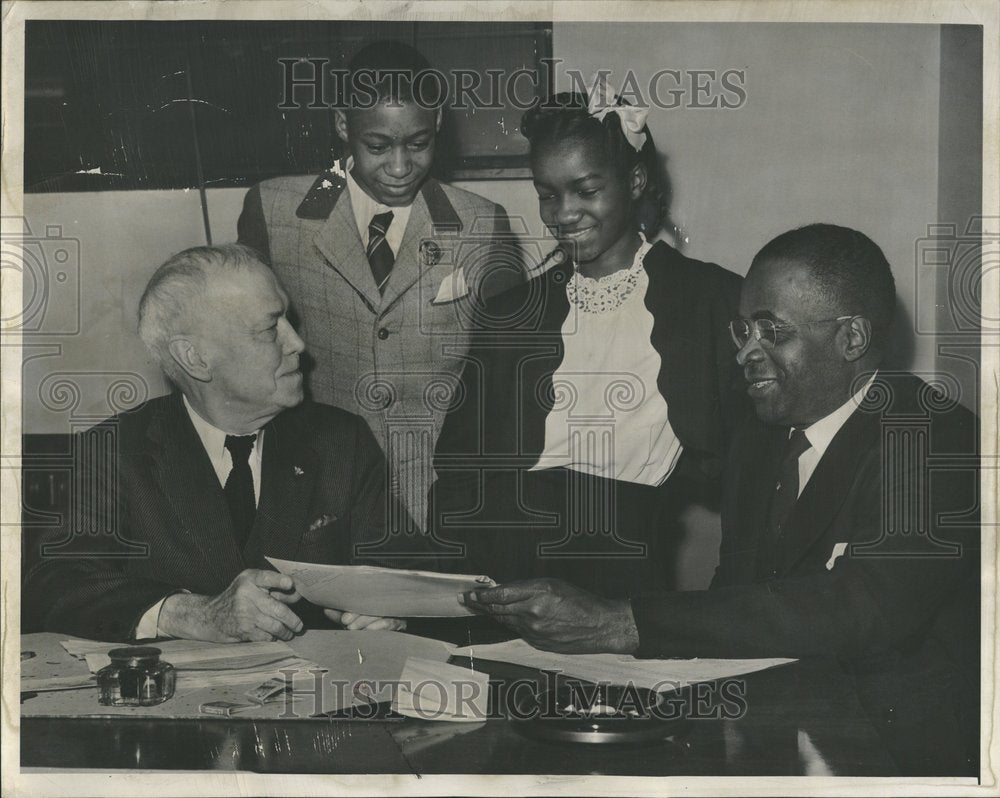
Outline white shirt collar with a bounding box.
[800,371,878,459]
[183,394,227,457]
[182,395,264,494]
[343,157,413,257]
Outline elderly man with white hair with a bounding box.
[24,243,417,643]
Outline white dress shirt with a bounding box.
[135,398,265,639]
[797,372,878,496]
[531,239,683,486]
[345,159,412,258]
[183,396,264,501]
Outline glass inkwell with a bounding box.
[97,646,176,706]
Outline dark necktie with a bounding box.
[367,210,395,294]
[757,428,811,579]
[224,434,257,548]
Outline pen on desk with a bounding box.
[357,647,364,665]
[467,628,474,673]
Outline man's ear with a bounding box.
[629,163,648,201]
[842,316,872,363]
[167,337,211,382]
[334,109,350,145]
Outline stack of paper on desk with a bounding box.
[267,557,495,617]
[61,638,324,690]
[450,639,795,691]
[22,630,459,719]
[391,656,490,722]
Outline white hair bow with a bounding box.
[587,73,649,152]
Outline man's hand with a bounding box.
[323,609,406,631]
[461,577,640,654]
[158,569,304,642]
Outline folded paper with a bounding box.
[391,656,490,722]
[267,558,495,617]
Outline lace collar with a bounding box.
[567,235,653,314]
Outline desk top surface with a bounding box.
[19,625,898,776]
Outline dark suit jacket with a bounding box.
[430,241,745,582]
[22,393,429,642]
[630,373,980,775]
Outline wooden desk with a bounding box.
[20,626,898,776]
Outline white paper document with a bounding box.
[450,639,795,691]
[391,657,490,722]
[267,557,495,617]
[59,638,322,691]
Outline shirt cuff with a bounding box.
[134,589,191,640]
[135,598,168,640]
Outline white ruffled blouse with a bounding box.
[530,238,683,486]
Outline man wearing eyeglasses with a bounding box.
[462,224,980,775]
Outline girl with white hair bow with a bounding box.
[431,76,747,598]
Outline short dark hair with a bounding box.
[753,223,897,341]
[521,92,666,236]
[344,40,442,108]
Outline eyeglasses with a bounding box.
[729,316,853,349]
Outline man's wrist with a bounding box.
[606,597,640,654]
[157,592,208,639]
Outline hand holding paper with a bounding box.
[159,568,304,642]
[267,558,495,617]
[462,577,640,654]
[323,609,406,631]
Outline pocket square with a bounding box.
[825,542,848,571]
[309,514,337,531]
[432,267,469,304]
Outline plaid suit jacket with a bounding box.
[238,165,524,530]
[22,393,428,641]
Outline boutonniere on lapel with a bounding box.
[293,465,304,477]
[419,239,442,267]
[309,514,337,531]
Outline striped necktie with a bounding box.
[367,211,395,294]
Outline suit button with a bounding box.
[377,327,390,340]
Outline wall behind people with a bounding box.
[22,23,975,436]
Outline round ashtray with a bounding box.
[508,682,692,745]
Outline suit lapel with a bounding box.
[380,191,428,309]
[736,423,788,583]
[779,404,876,575]
[146,394,244,582]
[249,408,320,563]
[311,172,381,311]
[381,179,463,310]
